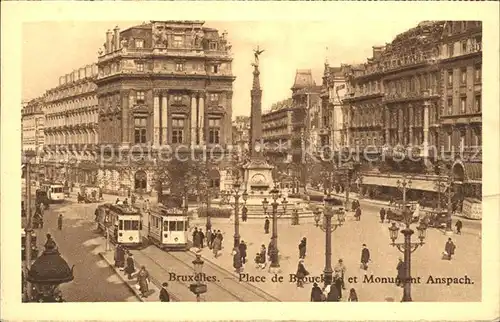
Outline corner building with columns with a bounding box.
[95,21,235,195]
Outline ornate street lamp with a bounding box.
[232,180,242,248]
[388,176,428,302]
[262,186,287,270]
[318,194,345,287]
[26,237,74,302]
[189,253,207,302]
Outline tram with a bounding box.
[95,203,143,247]
[147,204,189,250]
[39,183,66,203]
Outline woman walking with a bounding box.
[136,266,150,298]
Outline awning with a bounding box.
[362,175,443,192]
[463,162,482,183]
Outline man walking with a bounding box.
[334,259,346,290]
[455,219,463,235]
[380,207,386,223]
[159,282,170,302]
[238,240,247,264]
[57,214,63,230]
[264,217,270,234]
[396,258,405,287]
[355,206,362,221]
[360,244,370,270]
[298,237,307,259]
[444,238,456,260]
[198,229,205,248]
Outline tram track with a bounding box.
[171,250,281,302]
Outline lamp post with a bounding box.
[22,150,36,301]
[318,194,345,287]
[221,183,248,248]
[189,253,207,302]
[396,175,412,208]
[26,236,74,302]
[262,186,288,270]
[445,172,454,235]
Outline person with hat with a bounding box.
[334,258,347,290]
[295,258,309,288]
[396,257,405,287]
[57,214,63,230]
[310,282,323,302]
[298,237,307,259]
[159,282,170,302]
[360,244,370,270]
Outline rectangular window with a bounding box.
[460,68,467,84]
[135,39,144,48]
[461,40,467,54]
[134,117,147,144]
[447,133,452,151]
[175,63,184,72]
[169,221,176,231]
[448,43,454,57]
[447,70,453,87]
[137,63,144,72]
[208,118,221,144]
[210,93,219,102]
[447,97,453,115]
[211,65,219,73]
[460,97,466,114]
[176,221,184,231]
[474,65,481,82]
[136,91,145,104]
[209,42,217,50]
[131,220,139,230]
[172,130,183,144]
[173,36,183,48]
[474,95,481,112]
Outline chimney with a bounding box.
[372,46,385,60]
[114,26,120,51]
[106,29,113,53]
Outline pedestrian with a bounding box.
[159,282,170,302]
[298,237,307,259]
[136,265,150,298]
[217,230,223,243]
[57,214,63,230]
[192,227,199,248]
[380,207,386,223]
[242,206,248,222]
[131,194,136,205]
[333,274,343,299]
[355,206,362,221]
[334,259,346,290]
[310,282,323,302]
[326,284,340,302]
[212,234,222,258]
[444,238,456,260]
[258,245,267,269]
[360,244,370,270]
[206,229,213,249]
[295,259,309,288]
[396,257,405,287]
[198,229,205,248]
[347,288,358,302]
[238,240,247,264]
[233,247,243,273]
[145,199,150,211]
[115,198,120,205]
[264,217,270,234]
[94,208,99,222]
[455,219,463,235]
[351,200,357,212]
[123,198,128,206]
[211,229,217,248]
[125,252,136,280]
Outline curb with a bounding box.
[98,251,144,302]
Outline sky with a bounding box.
[22,20,424,117]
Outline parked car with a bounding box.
[420,210,449,228]
[386,200,420,223]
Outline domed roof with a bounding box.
[26,239,74,285]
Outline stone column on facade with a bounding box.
[408,104,414,146]
[153,93,160,147]
[113,26,120,51]
[190,93,197,146]
[106,30,113,54]
[398,108,404,145]
[423,101,430,158]
[225,91,233,146]
[384,107,390,145]
[198,91,205,145]
[161,94,168,145]
[122,91,131,147]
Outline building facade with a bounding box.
[232,115,250,152]
[22,98,45,154]
[95,21,235,195]
[341,20,482,210]
[43,64,99,184]
[262,98,294,163]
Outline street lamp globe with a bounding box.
[26,237,74,302]
[389,222,400,244]
[261,197,269,213]
[313,208,322,226]
[270,187,280,201]
[416,222,428,244]
[192,253,204,276]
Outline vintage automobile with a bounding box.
[386,200,420,223]
[420,210,449,229]
[79,185,102,203]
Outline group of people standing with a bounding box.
[309,258,358,302]
[232,240,248,273]
[192,227,225,258]
[114,245,151,298]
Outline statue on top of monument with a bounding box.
[253,46,265,67]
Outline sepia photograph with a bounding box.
[2,1,499,321]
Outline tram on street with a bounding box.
[147,204,189,250]
[95,203,143,247]
[39,183,66,203]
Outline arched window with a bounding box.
[134,170,147,190]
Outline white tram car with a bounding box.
[96,203,143,247]
[40,183,66,203]
[147,204,189,250]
